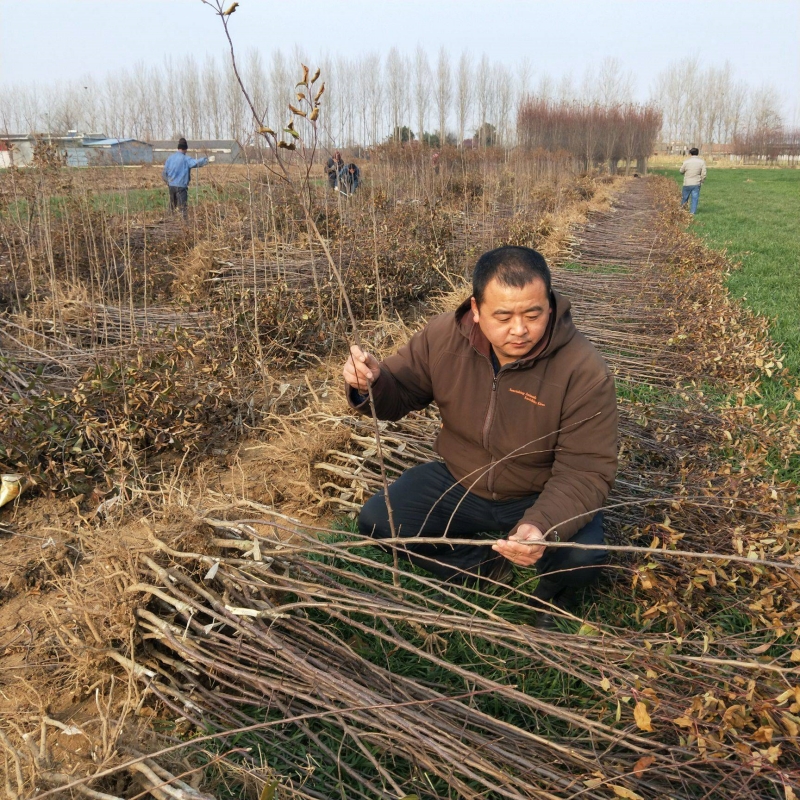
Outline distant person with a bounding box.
[431,151,440,175]
[338,162,360,195]
[162,138,209,217]
[326,150,344,190]
[679,147,707,215]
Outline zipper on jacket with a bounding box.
[481,369,499,494]
[473,332,548,498]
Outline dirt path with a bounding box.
[570,176,665,267]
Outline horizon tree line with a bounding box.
[0,51,791,155]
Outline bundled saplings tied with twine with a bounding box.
[115,503,799,800]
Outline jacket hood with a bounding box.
[455,290,576,367]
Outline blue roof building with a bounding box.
[0,133,153,167]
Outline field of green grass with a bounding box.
[655,167,800,375]
[1,182,248,218]
[653,166,800,489]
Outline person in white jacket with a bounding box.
[680,147,707,215]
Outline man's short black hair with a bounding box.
[178,137,188,151]
[689,147,699,156]
[473,246,551,306]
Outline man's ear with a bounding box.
[470,296,480,323]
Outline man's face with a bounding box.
[470,277,551,366]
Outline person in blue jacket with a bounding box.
[162,138,209,216]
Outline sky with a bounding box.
[1,0,798,119]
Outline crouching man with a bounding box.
[343,246,618,622]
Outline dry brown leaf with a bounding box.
[753,725,773,743]
[763,744,782,764]
[633,701,653,732]
[776,688,796,704]
[632,755,655,776]
[611,786,644,800]
[782,713,800,737]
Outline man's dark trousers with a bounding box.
[169,186,188,216]
[359,461,607,597]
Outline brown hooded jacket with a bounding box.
[349,291,619,540]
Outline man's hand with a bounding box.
[343,345,381,394]
[492,523,547,566]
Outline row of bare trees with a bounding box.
[0,48,523,147]
[649,56,787,150]
[0,50,788,155]
[0,52,641,149]
[518,100,662,173]
[732,127,800,164]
